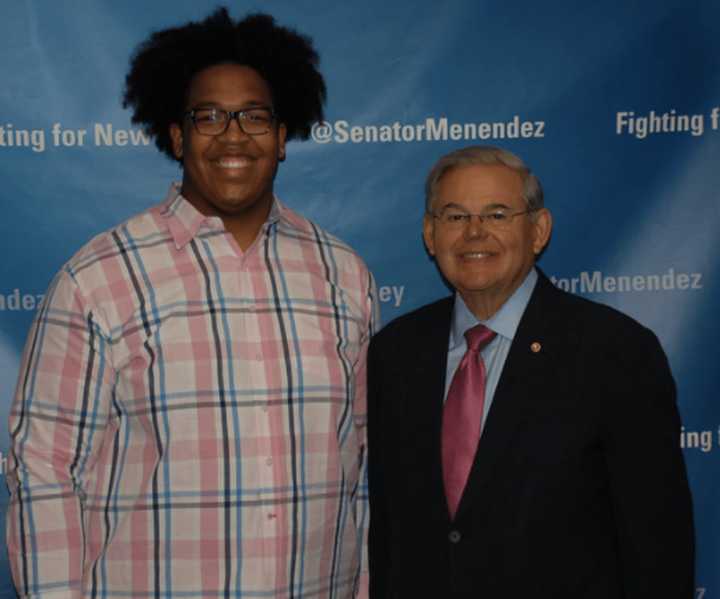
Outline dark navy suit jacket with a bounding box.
[368,271,694,599]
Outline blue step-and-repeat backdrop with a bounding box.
[1,1,718,596]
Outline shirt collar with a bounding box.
[159,183,283,250]
[450,268,538,348]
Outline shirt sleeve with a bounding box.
[353,270,379,598]
[6,269,114,599]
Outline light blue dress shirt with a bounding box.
[444,269,538,430]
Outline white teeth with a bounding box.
[462,252,490,259]
[217,158,250,168]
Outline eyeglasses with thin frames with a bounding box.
[431,206,536,231]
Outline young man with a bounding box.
[7,9,376,598]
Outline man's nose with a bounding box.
[221,115,251,140]
[463,215,490,238]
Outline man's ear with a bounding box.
[277,122,287,162]
[423,214,436,256]
[169,123,183,160]
[532,208,553,255]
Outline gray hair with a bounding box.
[424,145,544,214]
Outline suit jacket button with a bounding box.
[448,530,461,543]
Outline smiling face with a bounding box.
[423,163,552,319]
[170,64,286,246]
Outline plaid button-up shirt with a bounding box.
[7,185,377,599]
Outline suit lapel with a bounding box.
[408,298,453,404]
[405,298,454,515]
[455,273,566,517]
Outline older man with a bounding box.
[7,9,376,599]
[367,145,694,598]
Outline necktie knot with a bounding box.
[464,324,496,353]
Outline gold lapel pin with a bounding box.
[530,341,542,353]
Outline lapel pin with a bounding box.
[530,341,542,353]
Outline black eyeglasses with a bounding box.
[184,106,276,136]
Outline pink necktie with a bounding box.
[442,324,496,519]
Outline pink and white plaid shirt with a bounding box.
[7,185,377,599]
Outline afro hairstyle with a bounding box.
[122,7,326,162]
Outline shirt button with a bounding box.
[265,457,273,466]
[448,530,461,544]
